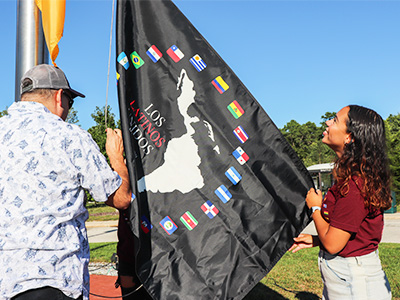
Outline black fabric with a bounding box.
[11,286,82,300]
[116,0,313,299]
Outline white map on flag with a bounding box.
[138,69,218,194]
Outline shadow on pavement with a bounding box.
[243,282,321,300]
[295,291,320,300]
[243,282,289,300]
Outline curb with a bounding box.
[86,220,118,228]
[384,212,400,220]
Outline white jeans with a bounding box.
[318,249,391,300]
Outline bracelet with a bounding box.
[311,206,321,214]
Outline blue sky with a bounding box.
[1,0,400,130]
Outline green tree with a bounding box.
[313,112,336,166]
[281,120,320,162]
[281,114,335,167]
[86,105,119,204]
[303,140,335,167]
[87,105,118,159]
[0,107,8,117]
[385,114,400,198]
[320,111,336,126]
[66,107,79,125]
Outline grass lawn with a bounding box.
[90,242,399,300]
[87,201,118,222]
[90,242,118,263]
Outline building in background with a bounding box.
[307,163,334,195]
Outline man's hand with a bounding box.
[105,128,131,210]
[106,128,124,165]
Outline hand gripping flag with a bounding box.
[116,1,313,299]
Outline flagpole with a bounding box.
[15,0,48,102]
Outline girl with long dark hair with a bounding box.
[290,105,392,299]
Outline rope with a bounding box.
[105,0,116,127]
[89,284,144,299]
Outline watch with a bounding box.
[311,206,321,214]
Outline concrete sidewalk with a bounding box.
[384,211,400,220]
[87,220,118,243]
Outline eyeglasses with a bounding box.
[63,91,74,109]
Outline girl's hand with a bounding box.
[306,188,323,209]
[288,234,319,253]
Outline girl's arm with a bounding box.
[306,188,351,255]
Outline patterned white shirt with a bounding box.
[0,102,122,300]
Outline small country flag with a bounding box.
[225,167,242,185]
[146,45,163,63]
[212,76,229,94]
[116,72,120,82]
[232,147,249,165]
[215,185,232,203]
[201,201,219,219]
[117,52,129,70]
[228,100,244,119]
[160,216,178,235]
[180,211,198,231]
[190,54,206,72]
[166,45,184,62]
[233,126,249,144]
[140,216,153,234]
[130,51,145,69]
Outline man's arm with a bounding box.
[104,128,131,210]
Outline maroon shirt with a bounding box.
[321,177,384,257]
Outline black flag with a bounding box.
[116,1,313,299]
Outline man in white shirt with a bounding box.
[0,64,132,300]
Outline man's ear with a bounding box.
[52,89,68,120]
[55,89,63,107]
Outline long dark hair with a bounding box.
[333,105,392,210]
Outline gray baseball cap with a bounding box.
[20,64,85,99]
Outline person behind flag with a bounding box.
[0,64,132,300]
[289,105,392,299]
[115,210,153,300]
